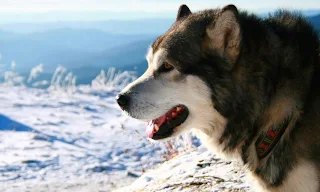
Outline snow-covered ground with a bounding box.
[0,84,251,192]
[117,146,251,192]
[0,85,183,191]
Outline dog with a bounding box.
[116,4,320,192]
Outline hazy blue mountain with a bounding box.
[310,14,320,31]
[74,39,152,68]
[19,28,153,52]
[0,28,155,72]
[67,39,152,84]
[0,30,17,40]
[15,38,152,86]
[1,14,319,87]
[303,10,320,17]
[0,19,174,35]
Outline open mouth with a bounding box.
[146,105,189,140]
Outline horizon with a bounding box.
[0,0,319,24]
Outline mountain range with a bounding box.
[0,14,319,86]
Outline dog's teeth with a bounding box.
[176,106,182,112]
[155,124,159,132]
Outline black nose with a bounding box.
[116,94,130,108]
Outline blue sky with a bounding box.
[0,0,319,23]
[1,0,320,12]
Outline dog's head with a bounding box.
[117,4,242,141]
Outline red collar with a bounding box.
[255,114,293,159]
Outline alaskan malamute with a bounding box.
[117,4,320,191]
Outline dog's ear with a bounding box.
[204,5,241,70]
[176,4,192,21]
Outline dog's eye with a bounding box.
[164,62,172,69]
[160,62,173,72]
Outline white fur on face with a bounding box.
[121,47,228,153]
[146,47,167,71]
[146,47,153,66]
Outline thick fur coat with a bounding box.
[117,4,320,191]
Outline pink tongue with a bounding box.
[146,115,167,138]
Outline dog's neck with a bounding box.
[241,92,302,172]
[255,111,295,159]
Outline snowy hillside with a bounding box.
[0,82,183,191]
[0,67,252,192]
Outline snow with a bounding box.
[117,146,251,192]
[27,64,44,83]
[0,85,176,191]
[0,84,251,191]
